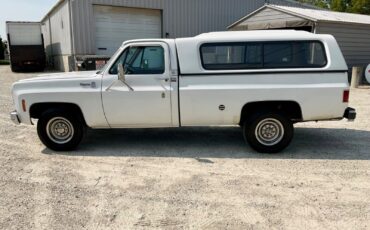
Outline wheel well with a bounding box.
[29,103,86,125]
[239,101,303,125]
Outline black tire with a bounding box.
[11,65,20,72]
[37,109,84,151]
[243,112,294,153]
[35,63,45,72]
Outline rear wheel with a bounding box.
[243,112,293,153]
[37,109,84,151]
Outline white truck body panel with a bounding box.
[11,72,108,127]
[179,73,348,125]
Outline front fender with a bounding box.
[11,77,109,128]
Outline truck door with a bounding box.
[101,42,173,128]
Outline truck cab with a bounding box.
[100,40,180,128]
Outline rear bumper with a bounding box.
[344,107,356,121]
[10,111,20,125]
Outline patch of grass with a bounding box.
[0,60,10,65]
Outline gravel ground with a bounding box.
[0,65,369,229]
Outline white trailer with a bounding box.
[6,21,45,72]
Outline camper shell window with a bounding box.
[200,41,327,70]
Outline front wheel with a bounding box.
[243,112,294,153]
[37,109,84,151]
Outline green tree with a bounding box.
[0,37,5,60]
[297,0,370,15]
[348,0,370,14]
[331,0,347,11]
[298,0,330,9]
[315,0,330,8]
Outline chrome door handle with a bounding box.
[156,77,169,82]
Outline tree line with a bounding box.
[0,37,6,60]
[298,0,370,14]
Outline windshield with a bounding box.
[96,47,124,74]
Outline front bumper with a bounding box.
[344,107,356,121]
[10,111,20,125]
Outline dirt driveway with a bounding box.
[0,65,369,229]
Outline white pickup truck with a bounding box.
[10,30,356,153]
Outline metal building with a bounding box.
[228,4,370,73]
[40,0,312,71]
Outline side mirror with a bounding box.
[118,63,134,91]
[118,63,126,82]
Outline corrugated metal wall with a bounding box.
[41,0,72,56]
[70,0,305,55]
[41,19,52,59]
[161,0,266,38]
[41,0,73,71]
[316,22,370,69]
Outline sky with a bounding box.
[0,0,58,40]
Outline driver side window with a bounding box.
[109,46,164,75]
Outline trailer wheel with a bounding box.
[11,65,20,72]
[36,65,45,72]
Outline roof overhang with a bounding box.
[230,20,314,31]
[229,4,370,30]
[227,4,317,30]
[40,0,65,22]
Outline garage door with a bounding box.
[94,5,162,56]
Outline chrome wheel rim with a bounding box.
[46,117,74,144]
[255,118,284,146]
